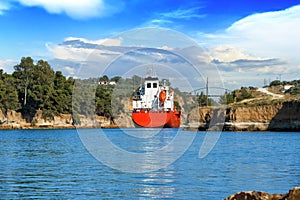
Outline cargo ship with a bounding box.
[132,76,181,128]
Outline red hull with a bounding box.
[132,111,181,128]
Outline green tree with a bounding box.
[197,92,211,106]
[99,75,109,82]
[174,101,181,111]
[13,58,56,120]
[0,74,21,113]
[28,60,55,119]
[289,86,300,95]
[72,80,96,117]
[13,57,35,106]
[236,87,253,102]
[269,80,282,87]
[110,76,121,83]
[52,71,73,114]
[219,92,234,105]
[95,85,113,118]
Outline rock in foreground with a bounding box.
[224,187,300,200]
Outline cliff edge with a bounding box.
[0,109,114,129]
[188,100,300,131]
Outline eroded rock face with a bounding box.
[189,101,300,131]
[231,104,282,122]
[0,109,5,121]
[0,109,113,129]
[6,110,24,123]
[224,187,300,200]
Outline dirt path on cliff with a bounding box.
[257,88,284,98]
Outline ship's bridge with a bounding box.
[144,77,159,98]
[133,76,174,111]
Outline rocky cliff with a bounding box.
[188,100,300,131]
[1,100,299,131]
[0,109,113,129]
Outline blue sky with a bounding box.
[1,0,300,89]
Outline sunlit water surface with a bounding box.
[0,129,299,199]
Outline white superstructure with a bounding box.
[132,77,174,112]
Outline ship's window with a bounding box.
[147,83,151,88]
[153,83,157,88]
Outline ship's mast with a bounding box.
[147,65,157,78]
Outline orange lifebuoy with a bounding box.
[159,90,166,102]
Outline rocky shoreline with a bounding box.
[224,186,300,200]
[1,100,300,131]
[0,109,117,130]
[188,100,300,132]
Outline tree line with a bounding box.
[0,57,121,124]
[3,57,297,122]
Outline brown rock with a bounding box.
[224,187,300,200]
[286,187,300,200]
[0,109,5,121]
[6,110,23,123]
[0,109,113,129]
[224,191,280,200]
[189,100,300,131]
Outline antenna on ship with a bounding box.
[152,65,157,77]
[147,64,157,78]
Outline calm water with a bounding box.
[0,129,299,199]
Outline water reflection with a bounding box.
[130,130,177,198]
[78,128,195,173]
[135,167,176,198]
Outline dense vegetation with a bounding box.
[0,57,121,123]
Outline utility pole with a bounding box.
[206,77,208,106]
[279,74,282,82]
[133,76,135,92]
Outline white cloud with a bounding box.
[46,36,123,62]
[160,45,173,51]
[0,59,18,73]
[211,45,265,63]
[145,19,173,27]
[46,28,225,90]
[0,2,10,15]
[47,43,121,62]
[209,45,289,75]
[64,37,122,46]
[46,37,126,78]
[145,7,205,27]
[47,43,90,61]
[47,35,219,89]
[160,7,206,20]
[64,66,75,75]
[221,5,300,60]
[11,0,122,19]
[18,0,103,19]
[195,4,300,86]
